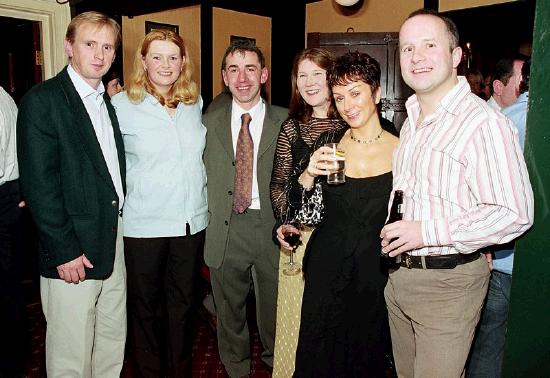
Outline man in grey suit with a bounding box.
[203,41,286,377]
[17,12,126,377]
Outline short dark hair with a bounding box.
[407,9,459,50]
[519,59,530,94]
[328,51,381,94]
[493,54,527,86]
[221,40,266,70]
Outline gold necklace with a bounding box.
[350,128,384,145]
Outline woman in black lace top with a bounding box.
[269,48,346,377]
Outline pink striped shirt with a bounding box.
[392,77,534,256]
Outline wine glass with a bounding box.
[282,224,302,276]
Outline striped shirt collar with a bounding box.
[405,76,470,130]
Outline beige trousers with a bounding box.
[40,217,126,378]
[384,255,489,378]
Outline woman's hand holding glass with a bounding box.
[300,145,346,189]
[277,223,303,276]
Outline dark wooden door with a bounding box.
[308,32,413,130]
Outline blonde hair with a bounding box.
[126,29,198,107]
[66,11,121,49]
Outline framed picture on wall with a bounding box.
[230,35,256,45]
[145,21,179,35]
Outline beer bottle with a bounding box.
[387,190,404,224]
[382,190,404,258]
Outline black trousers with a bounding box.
[124,229,205,378]
[0,180,27,377]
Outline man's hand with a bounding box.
[380,220,424,257]
[57,254,94,283]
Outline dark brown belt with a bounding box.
[396,252,481,269]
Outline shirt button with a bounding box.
[111,200,117,207]
[232,161,235,166]
[224,220,229,226]
[228,190,233,195]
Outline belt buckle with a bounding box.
[405,254,412,269]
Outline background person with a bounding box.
[269,47,346,377]
[0,85,28,377]
[202,40,287,377]
[111,29,207,377]
[486,55,525,111]
[288,51,399,377]
[17,11,126,376]
[467,59,531,378]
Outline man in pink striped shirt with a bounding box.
[380,9,534,377]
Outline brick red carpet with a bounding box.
[23,291,272,377]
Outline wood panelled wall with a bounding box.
[121,5,201,89]
[211,8,271,99]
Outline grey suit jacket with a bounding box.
[203,100,287,269]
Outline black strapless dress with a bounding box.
[294,173,393,378]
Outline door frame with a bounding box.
[0,0,70,80]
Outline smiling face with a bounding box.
[222,50,268,110]
[332,80,380,129]
[399,14,462,102]
[296,59,330,116]
[142,39,184,96]
[64,23,116,89]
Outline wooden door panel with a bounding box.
[307,32,413,130]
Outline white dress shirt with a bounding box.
[67,65,124,209]
[0,86,18,186]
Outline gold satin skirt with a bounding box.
[272,226,313,378]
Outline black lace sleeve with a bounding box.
[270,119,299,224]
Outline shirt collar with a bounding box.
[67,64,105,101]
[405,76,470,128]
[232,98,264,123]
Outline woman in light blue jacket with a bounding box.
[112,29,207,377]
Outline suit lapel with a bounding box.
[258,104,280,159]
[58,69,116,193]
[213,104,235,158]
[105,94,126,193]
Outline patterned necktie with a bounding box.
[233,113,253,214]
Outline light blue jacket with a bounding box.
[494,91,529,274]
[112,92,208,237]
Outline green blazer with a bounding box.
[17,67,126,279]
[203,100,287,269]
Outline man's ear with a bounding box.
[64,39,73,59]
[260,67,268,84]
[451,46,462,68]
[493,80,504,96]
[222,70,229,87]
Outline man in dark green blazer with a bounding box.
[203,41,287,377]
[17,12,127,377]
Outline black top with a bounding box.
[292,126,394,377]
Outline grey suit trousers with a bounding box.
[210,209,278,377]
